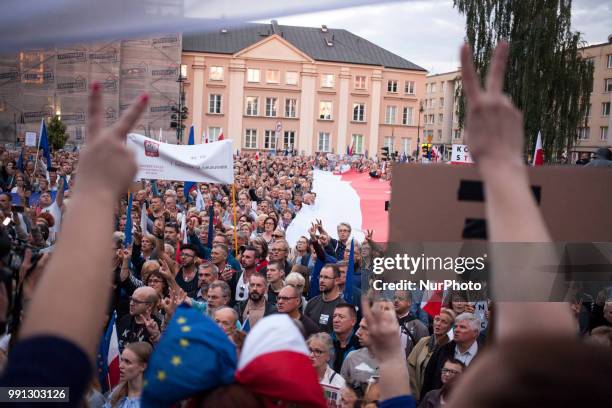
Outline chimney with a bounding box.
[608,34,612,43]
[271,20,279,35]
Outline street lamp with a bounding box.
[415,101,424,162]
[171,67,188,144]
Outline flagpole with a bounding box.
[232,184,238,256]
[33,118,43,176]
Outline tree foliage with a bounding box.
[454,0,594,162]
[47,115,68,150]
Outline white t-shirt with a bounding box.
[321,366,346,405]
[41,201,62,242]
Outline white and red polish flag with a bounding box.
[235,314,326,408]
[532,131,544,166]
[218,128,224,141]
[421,289,444,317]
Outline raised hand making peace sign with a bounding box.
[461,42,524,169]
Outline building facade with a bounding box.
[181,21,427,156]
[423,70,463,160]
[575,35,612,160]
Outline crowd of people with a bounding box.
[0,41,610,408]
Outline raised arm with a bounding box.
[18,84,148,360]
[461,42,574,339]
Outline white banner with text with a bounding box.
[126,134,234,184]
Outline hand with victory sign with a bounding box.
[461,41,524,170]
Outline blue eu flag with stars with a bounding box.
[141,304,237,407]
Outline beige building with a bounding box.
[181,21,427,156]
[423,70,463,160]
[575,35,612,160]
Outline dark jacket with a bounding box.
[585,148,612,167]
[421,339,482,397]
[233,299,277,324]
[331,330,361,373]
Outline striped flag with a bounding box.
[532,131,544,166]
[218,128,224,141]
[183,125,197,197]
[420,289,444,317]
[97,312,120,393]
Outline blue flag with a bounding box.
[16,148,25,172]
[183,126,196,197]
[343,239,355,304]
[206,203,214,248]
[124,193,134,247]
[39,119,52,171]
[141,305,237,407]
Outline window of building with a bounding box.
[285,98,297,118]
[608,54,612,69]
[401,138,411,154]
[385,106,397,124]
[453,129,461,140]
[264,130,277,150]
[247,68,260,83]
[586,103,591,117]
[284,131,296,149]
[431,83,437,93]
[405,81,415,95]
[265,97,278,117]
[384,136,394,150]
[439,97,445,107]
[286,71,298,85]
[209,66,224,81]
[441,81,446,92]
[209,94,222,114]
[402,107,413,125]
[245,96,258,116]
[387,80,398,93]
[605,79,612,92]
[321,74,334,88]
[437,129,443,140]
[209,127,221,142]
[438,114,444,124]
[353,103,365,122]
[426,83,430,93]
[578,127,590,140]
[431,99,436,109]
[355,75,366,89]
[180,64,188,79]
[266,70,280,84]
[245,129,257,148]
[603,102,611,117]
[601,126,609,141]
[351,134,363,154]
[318,132,330,151]
[319,101,332,120]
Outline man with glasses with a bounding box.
[206,280,231,316]
[116,286,161,352]
[234,273,276,330]
[277,285,319,339]
[305,264,343,333]
[316,222,351,260]
[265,239,292,275]
[419,358,465,407]
[176,243,199,298]
[394,291,429,356]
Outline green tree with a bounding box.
[454,0,594,162]
[47,115,68,150]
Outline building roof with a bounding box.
[183,22,426,71]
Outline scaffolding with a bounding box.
[0,33,181,147]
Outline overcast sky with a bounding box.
[274,0,612,75]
